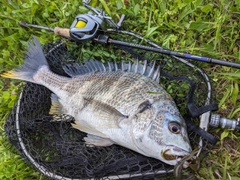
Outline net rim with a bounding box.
[14,30,213,179]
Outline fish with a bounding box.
[1,36,192,166]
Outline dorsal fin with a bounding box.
[147,60,156,78]
[133,59,139,73]
[141,60,147,75]
[127,61,131,72]
[107,62,113,72]
[63,60,161,82]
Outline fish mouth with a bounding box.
[161,149,190,161]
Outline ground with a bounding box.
[0,0,239,179]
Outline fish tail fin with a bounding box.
[1,36,48,83]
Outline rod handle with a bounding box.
[54,27,70,38]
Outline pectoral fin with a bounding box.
[84,134,114,146]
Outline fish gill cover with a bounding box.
[4,31,217,179]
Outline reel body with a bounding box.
[70,13,103,41]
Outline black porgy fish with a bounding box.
[1,36,192,165]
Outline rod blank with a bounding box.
[107,37,240,69]
[20,21,54,32]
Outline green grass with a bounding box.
[0,0,240,179]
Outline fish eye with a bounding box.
[168,122,181,134]
[138,100,152,113]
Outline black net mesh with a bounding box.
[4,31,217,179]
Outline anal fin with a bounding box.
[84,134,114,146]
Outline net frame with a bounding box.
[5,29,215,179]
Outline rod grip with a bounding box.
[54,27,70,38]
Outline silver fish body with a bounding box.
[2,37,192,165]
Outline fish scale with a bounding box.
[1,36,192,166]
[150,114,165,144]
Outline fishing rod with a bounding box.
[95,34,240,68]
[20,19,240,69]
[19,1,240,132]
[20,2,240,69]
